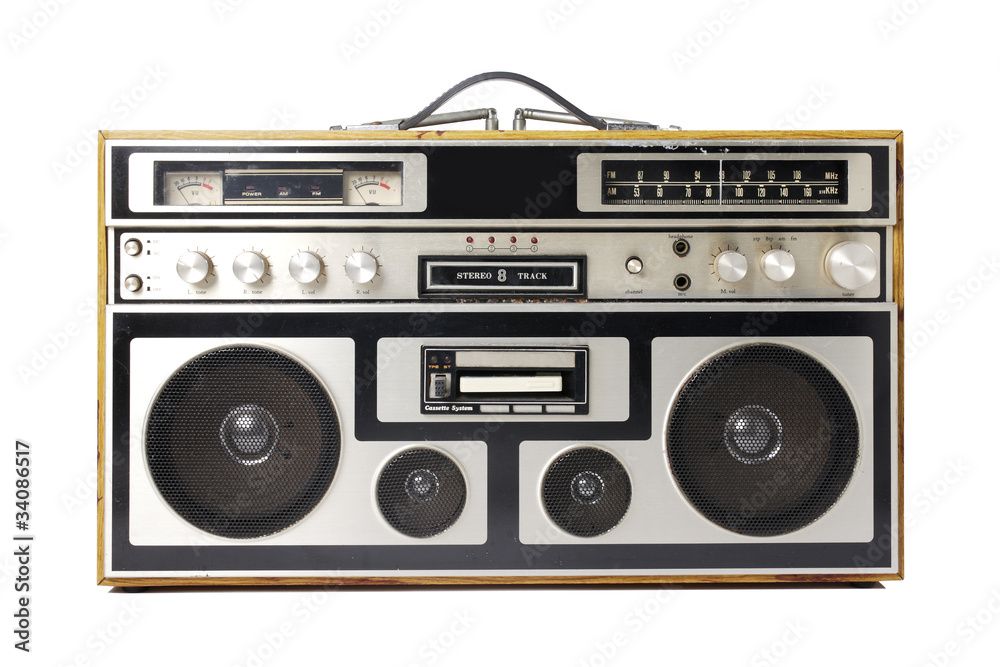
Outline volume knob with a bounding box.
[289,251,323,284]
[176,250,212,284]
[761,249,796,283]
[345,251,379,284]
[714,251,748,283]
[825,241,877,290]
[233,251,269,284]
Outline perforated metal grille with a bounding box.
[667,343,859,537]
[145,346,340,539]
[542,448,631,537]
[377,448,467,538]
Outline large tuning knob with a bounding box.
[233,251,269,284]
[289,251,323,284]
[345,250,379,284]
[825,241,877,290]
[760,249,796,283]
[714,251,748,283]
[176,250,212,284]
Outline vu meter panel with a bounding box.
[159,164,402,206]
[601,159,848,206]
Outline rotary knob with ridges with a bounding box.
[233,251,269,284]
[345,250,379,284]
[176,250,212,284]
[289,251,324,284]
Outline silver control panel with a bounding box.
[117,230,883,300]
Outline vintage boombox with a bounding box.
[97,75,903,587]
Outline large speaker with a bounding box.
[667,343,859,537]
[145,346,341,539]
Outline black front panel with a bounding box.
[110,309,893,573]
[117,144,891,221]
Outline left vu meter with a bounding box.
[163,171,224,206]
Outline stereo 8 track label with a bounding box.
[13,439,32,652]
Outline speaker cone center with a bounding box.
[724,404,782,464]
[405,468,441,503]
[220,403,280,465]
[570,470,606,505]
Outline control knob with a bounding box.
[289,251,324,284]
[345,250,379,284]
[760,249,796,283]
[176,250,212,284]
[233,251,269,284]
[714,251,748,283]
[825,241,877,290]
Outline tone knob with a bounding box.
[233,251,269,284]
[176,250,212,284]
[345,251,379,284]
[825,241,877,290]
[760,249,796,283]
[714,251,748,283]
[289,251,323,284]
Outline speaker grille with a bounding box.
[667,343,859,537]
[146,346,340,539]
[377,448,467,538]
[543,447,631,537]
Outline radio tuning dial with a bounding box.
[233,251,269,284]
[176,250,212,284]
[825,241,877,290]
[345,250,379,284]
[760,249,796,283]
[289,251,323,284]
[714,251,748,283]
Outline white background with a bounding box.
[1,0,997,665]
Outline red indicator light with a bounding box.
[510,236,517,243]
[531,237,538,244]
[466,236,474,243]
[488,236,495,244]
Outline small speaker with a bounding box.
[145,346,341,539]
[542,447,632,537]
[376,448,467,538]
[667,343,859,537]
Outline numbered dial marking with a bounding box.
[343,171,402,206]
